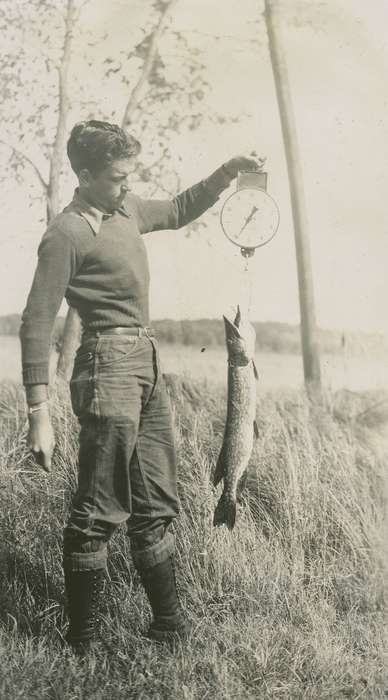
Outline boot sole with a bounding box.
[146,624,190,645]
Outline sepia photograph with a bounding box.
[0,1,387,697]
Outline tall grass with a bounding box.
[0,377,387,699]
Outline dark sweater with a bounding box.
[20,167,231,386]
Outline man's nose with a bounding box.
[121,183,129,192]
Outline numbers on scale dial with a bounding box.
[221,188,279,249]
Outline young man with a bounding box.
[20,120,263,653]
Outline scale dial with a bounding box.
[220,187,280,250]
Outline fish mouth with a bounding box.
[223,305,243,339]
[222,314,243,340]
[223,305,256,361]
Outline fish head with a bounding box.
[223,305,256,363]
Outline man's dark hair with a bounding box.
[67,120,141,175]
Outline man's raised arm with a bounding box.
[131,156,265,234]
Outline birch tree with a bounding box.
[58,0,182,378]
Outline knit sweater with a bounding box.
[20,167,232,387]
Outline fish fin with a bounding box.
[253,419,259,439]
[252,360,259,381]
[213,492,236,530]
[237,471,248,498]
[213,453,226,487]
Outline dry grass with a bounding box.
[0,376,387,699]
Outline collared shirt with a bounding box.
[20,167,232,387]
[69,189,129,235]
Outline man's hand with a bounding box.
[28,405,55,472]
[223,153,266,179]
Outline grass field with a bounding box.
[0,369,387,699]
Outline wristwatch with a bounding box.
[28,401,49,415]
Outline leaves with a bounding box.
[0,0,245,209]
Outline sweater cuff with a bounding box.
[23,363,50,387]
[203,166,233,200]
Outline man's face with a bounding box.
[81,158,136,212]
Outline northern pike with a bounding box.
[213,306,258,529]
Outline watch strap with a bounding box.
[28,401,49,415]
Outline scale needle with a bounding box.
[237,205,259,237]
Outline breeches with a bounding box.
[64,333,179,572]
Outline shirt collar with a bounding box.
[70,189,129,235]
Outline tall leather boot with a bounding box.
[138,554,190,643]
[64,566,105,655]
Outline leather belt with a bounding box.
[83,326,155,338]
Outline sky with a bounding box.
[0,0,387,335]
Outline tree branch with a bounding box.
[0,139,48,191]
[73,0,90,25]
[178,28,257,43]
[121,0,178,128]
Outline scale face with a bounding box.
[220,172,280,252]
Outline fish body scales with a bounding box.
[223,363,256,496]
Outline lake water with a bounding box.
[1,335,387,393]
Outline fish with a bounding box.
[213,305,259,530]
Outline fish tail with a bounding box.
[213,492,236,530]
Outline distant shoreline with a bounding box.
[1,314,387,357]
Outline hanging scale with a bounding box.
[220,169,280,312]
[220,170,280,256]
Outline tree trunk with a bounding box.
[56,307,82,381]
[47,0,76,222]
[264,0,321,392]
[54,0,82,377]
[121,0,178,128]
